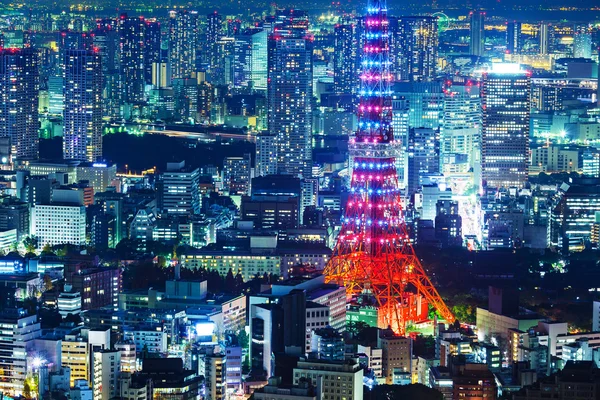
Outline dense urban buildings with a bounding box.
[0,0,598,399]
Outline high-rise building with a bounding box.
[441,81,481,175]
[268,29,313,178]
[156,161,201,215]
[378,330,413,385]
[233,28,268,91]
[482,64,530,189]
[92,21,121,117]
[118,14,146,104]
[506,21,522,54]
[206,12,223,80]
[222,154,252,195]
[573,25,592,59]
[256,132,277,177]
[205,353,226,400]
[333,23,357,93]
[30,204,87,246]
[0,48,40,161]
[469,10,485,57]
[0,311,42,397]
[539,22,550,55]
[407,127,440,196]
[549,177,600,251]
[394,16,438,82]
[92,350,121,400]
[169,10,199,80]
[144,19,161,84]
[63,49,103,162]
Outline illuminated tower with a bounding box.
[0,48,39,161]
[469,10,485,57]
[63,49,103,162]
[324,0,454,335]
[169,10,199,80]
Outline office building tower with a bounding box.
[378,330,413,385]
[69,267,122,310]
[539,23,550,55]
[92,21,121,117]
[31,204,87,246]
[92,350,121,400]
[205,353,226,400]
[222,154,251,195]
[573,25,592,59]
[233,28,268,91]
[118,14,146,104]
[469,10,485,57]
[206,12,223,78]
[256,132,277,177]
[169,10,199,79]
[144,19,161,84]
[482,64,530,189]
[152,60,171,88]
[506,21,522,54]
[57,30,93,74]
[268,30,313,178]
[407,127,440,196]
[441,81,481,175]
[0,48,40,161]
[549,177,600,251]
[63,49,103,162]
[395,16,438,82]
[157,161,201,215]
[173,78,199,121]
[48,75,65,115]
[333,24,357,93]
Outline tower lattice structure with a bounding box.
[324,0,455,335]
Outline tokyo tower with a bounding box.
[324,0,455,335]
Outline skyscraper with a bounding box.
[0,48,39,161]
[407,127,440,196]
[441,80,481,175]
[267,28,313,178]
[573,25,592,59]
[394,16,438,82]
[506,21,522,54]
[469,10,485,57]
[333,23,357,93]
[63,49,103,162]
[169,10,199,80]
[92,20,121,117]
[232,28,268,91]
[482,64,530,189]
[206,12,223,82]
[539,22,550,55]
[144,19,161,84]
[118,14,145,104]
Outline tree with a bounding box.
[41,243,54,255]
[23,236,39,254]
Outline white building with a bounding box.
[71,380,93,400]
[293,359,363,400]
[124,326,167,355]
[357,345,383,379]
[115,342,137,373]
[0,311,42,396]
[92,350,120,400]
[31,204,86,246]
[58,284,82,317]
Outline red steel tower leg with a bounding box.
[324,0,454,335]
